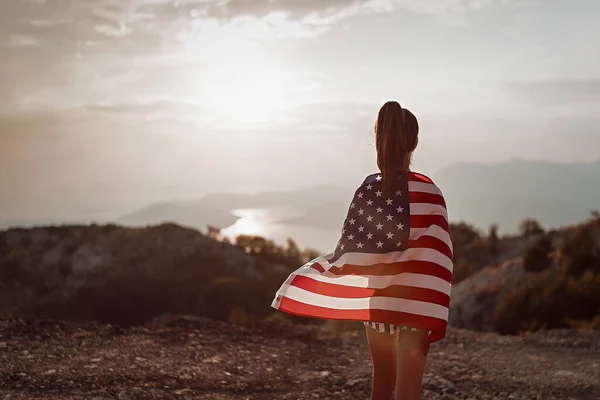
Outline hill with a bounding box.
[1,315,599,400]
[0,223,308,326]
[118,202,239,232]
[450,218,600,333]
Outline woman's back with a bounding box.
[271,101,454,400]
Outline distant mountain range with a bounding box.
[2,160,599,235]
[434,159,600,233]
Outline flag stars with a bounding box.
[347,234,355,241]
[376,241,384,248]
[376,207,383,213]
[396,206,404,213]
[367,233,374,240]
[397,223,404,230]
[366,184,373,190]
[386,232,394,240]
[358,209,365,215]
[350,203,356,209]
[366,200,374,206]
[376,223,384,230]
[396,241,403,248]
[357,242,364,249]
[386,198,393,205]
[395,190,402,196]
[340,244,345,250]
[375,190,383,197]
[386,214,394,221]
[358,226,365,232]
[357,192,364,199]
[349,218,356,225]
[376,175,382,181]
[367,215,374,222]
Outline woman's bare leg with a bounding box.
[395,331,428,400]
[366,325,398,400]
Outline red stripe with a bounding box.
[278,297,447,343]
[408,236,453,260]
[326,261,452,282]
[290,275,450,306]
[410,215,449,232]
[408,172,434,184]
[409,192,447,208]
[310,263,326,273]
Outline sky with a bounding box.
[1,0,600,222]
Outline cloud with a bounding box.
[509,79,600,105]
[3,34,39,47]
[94,22,133,37]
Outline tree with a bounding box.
[589,210,600,225]
[522,235,553,273]
[207,225,221,240]
[286,238,301,260]
[561,227,600,276]
[519,218,544,238]
[488,224,499,265]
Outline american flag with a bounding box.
[272,172,453,346]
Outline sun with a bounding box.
[203,53,287,124]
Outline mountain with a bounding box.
[435,159,600,233]
[198,185,354,212]
[118,201,239,231]
[116,185,355,233]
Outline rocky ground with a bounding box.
[0,315,599,400]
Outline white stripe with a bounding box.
[297,268,452,296]
[409,181,443,196]
[410,203,448,220]
[273,249,453,310]
[283,286,449,320]
[327,248,453,272]
[410,225,453,253]
[271,253,334,309]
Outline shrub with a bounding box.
[492,270,600,335]
[488,224,500,265]
[522,235,553,272]
[561,227,600,277]
[452,257,479,284]
[519,218,544,237]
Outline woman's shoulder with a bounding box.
[408,171,436,184]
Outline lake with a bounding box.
[220,207,340,252]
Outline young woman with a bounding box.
[272,101,453,400]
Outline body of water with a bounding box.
[221,207,340,252]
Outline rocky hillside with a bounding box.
[450,221,600,332]
[0,224,297,326]
[1,314,599,400]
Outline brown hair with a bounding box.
[375,101,419,196]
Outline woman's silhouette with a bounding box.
[272,101,454,400]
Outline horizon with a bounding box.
[1,0,600,242]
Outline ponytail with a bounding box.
[375,101,419,197]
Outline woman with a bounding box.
[272,101,453,400]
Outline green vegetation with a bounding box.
[522,235,554,273]
[519,218,545,237]
[493,225,600,334]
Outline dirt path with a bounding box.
[1,316,598,400]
